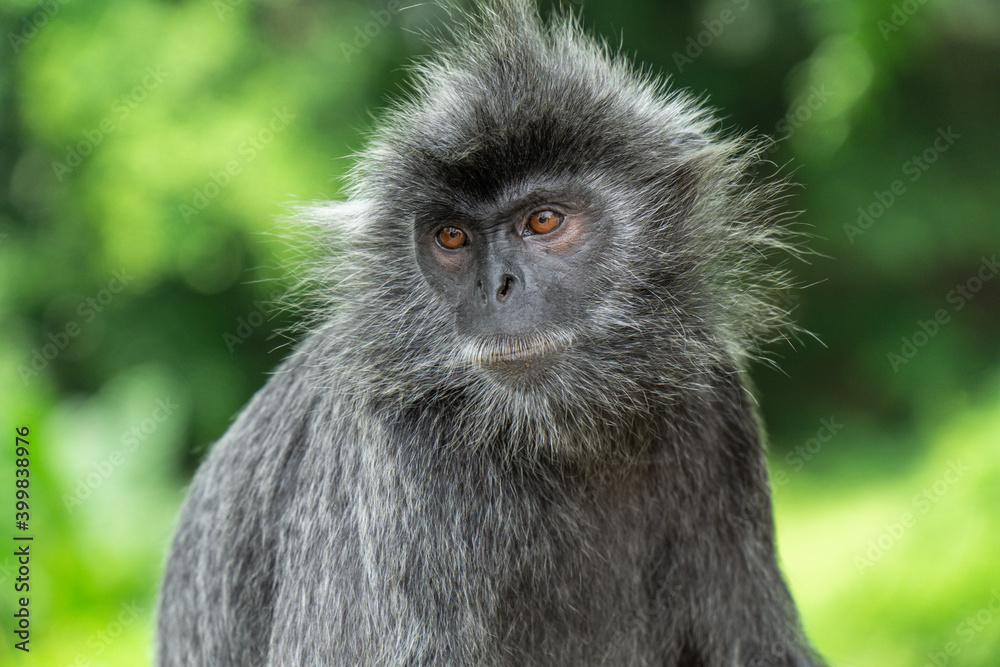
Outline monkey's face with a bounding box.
[337,10,789,432]
[413,182,614,376]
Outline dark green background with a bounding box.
[1,0,998,664]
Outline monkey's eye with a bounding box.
[525,210,564,235]
[437,227,468,249]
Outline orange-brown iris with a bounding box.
[437,227,467,249]
[527,210,563,235]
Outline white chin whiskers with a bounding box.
[457,329,574,366]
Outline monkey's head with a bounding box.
[310,1,797,457]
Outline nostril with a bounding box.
[476,280,487,303]
[496,274,514,302]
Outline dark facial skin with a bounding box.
[414,185,606,361]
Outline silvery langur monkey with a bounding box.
[157,1,824,665]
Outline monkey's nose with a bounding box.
[476,274,518,305]
[496,274,515,302]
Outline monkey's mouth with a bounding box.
[459,332,571,367]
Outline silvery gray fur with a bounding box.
[157,2,823,665]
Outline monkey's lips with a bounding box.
[459,333,570,367]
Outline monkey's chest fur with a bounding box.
[157,362,814,666]
[346,428,682,664]
[157,343,821,667]
[258,395,744,666]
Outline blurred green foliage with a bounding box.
[0,0,998,665]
